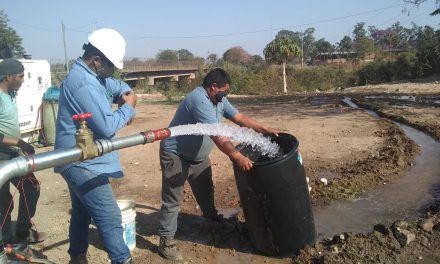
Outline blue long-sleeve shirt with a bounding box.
[54,58,135,177]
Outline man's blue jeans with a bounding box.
[60,166,131,264]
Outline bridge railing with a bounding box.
[122,61,203,73]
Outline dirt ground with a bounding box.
[11,79,440,263]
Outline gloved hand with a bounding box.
[17,139,35,155]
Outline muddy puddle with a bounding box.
[313,98,440,239]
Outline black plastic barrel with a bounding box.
[233,133,316,256]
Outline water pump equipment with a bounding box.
[0,113,170,264]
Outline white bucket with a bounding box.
[117,200,136,251]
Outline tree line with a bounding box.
[1,7,439,95]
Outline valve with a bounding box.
[72,113,92,122]
[72,113,98,160]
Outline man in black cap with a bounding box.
[0,58,46,245]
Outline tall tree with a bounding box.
[313,38,334,61]
[416,26,440,75]
[206,53,217,64]
[407,22,423,49]
[248,55,263,65]
[338,36,353,59]
[222,46,251,64]
[176,49,194,60]
[353,22,369,42]
[264,33,301,93]
[300,28,316,65]
[370,23,412,51]
[0,10,26,58]
[156,49,178,61]
[352,22,374,59]
[390,22,411,50]
[275,28,315,65]
[383,31,400,51]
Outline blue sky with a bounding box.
[2,0,439,63]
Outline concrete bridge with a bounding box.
[121,61,205,86]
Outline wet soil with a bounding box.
[16,79,440,263]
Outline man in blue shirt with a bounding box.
[55,28,136,264]
[158,68,278,260]
[0,58,45,246]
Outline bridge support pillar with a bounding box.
[148,76,155,86]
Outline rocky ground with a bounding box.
[8,79,440,263]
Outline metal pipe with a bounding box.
[0,147,83,189]
[0,128,171,189]
[97,134,145,154]
[30,147,83,172]
[0,127,170,263]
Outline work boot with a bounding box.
[158,237,183,261]
[69,253,88,264]
[121,257,133,264]
[15,229,47,244]
[205,214,236,233]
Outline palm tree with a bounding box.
[264,35,301,93]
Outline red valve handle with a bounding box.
[72,113,92,121]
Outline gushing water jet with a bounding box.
[169,123,281,158]
[0,118,282,263]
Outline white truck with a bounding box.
[1,59,52,142]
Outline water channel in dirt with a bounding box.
[313,98,440,239]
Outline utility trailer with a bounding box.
[0,59,52,142]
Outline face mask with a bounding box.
[94,57,115,78]
[96,65,114,78]
[215,91,228,103]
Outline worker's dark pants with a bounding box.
[158,149,217,238]
[0,152,40,243]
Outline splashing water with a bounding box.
[169,123,281,158]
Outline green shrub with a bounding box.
[212,63,356,94]
[154,82,183,101]
[391,52,419,80]
[356,58,393,85]
[212,62,269,94]
[356,52,422,85]
[288,65,356,92]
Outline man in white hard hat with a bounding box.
[54,28,137,264]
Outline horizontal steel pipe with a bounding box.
[0,128,171,189]
[103,134,146,153]
[30,147,83,172]
[0,147,82,188]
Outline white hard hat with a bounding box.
[88,28,126,69]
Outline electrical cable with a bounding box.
[124,3,407,39]
[9,3,408,40]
